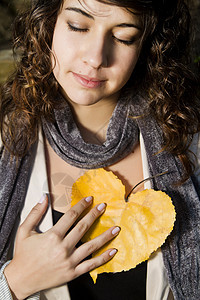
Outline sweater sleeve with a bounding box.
[0,261,13,299]
[0,261,40,300]
[190,133,200,184]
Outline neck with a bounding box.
[66,94,119,144]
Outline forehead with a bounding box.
[62,0,139,22]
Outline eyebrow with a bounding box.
[65,7,142,30]
[65,7,94,19]
[115,23,141,30]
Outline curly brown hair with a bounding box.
[0,0,199,181]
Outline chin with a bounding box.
[69,97,102,107]
[61,88,106,107]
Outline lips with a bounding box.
[72,72,106,88]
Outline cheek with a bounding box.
[51,39,75,79]
[51,27,76,67]
[115,50,140,84]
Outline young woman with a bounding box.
[0,0,200,299]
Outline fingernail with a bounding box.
[109,249,118,256]
[112,227,121,235]
[39,194,46,204]
[97,203,106,211]
[85,196,93,203]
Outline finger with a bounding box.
[63,203,107,249]
[19,194,48,237]
[52,196,93,238]
[71,226,121,265]
[74,248,118,278]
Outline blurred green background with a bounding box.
[0,0,199,84]
[0,0,31,83]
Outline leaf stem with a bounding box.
[125,171,169,202]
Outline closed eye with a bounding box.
[113,36,135,46]
[67,22,88,32]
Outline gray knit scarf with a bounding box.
[42,94,139,169]
[0,93,200,300]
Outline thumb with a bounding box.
[20,194,48,237]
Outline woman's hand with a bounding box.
[4,195,120,300]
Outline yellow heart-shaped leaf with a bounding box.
[71,168,176,283]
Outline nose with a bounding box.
[81,33,109,69]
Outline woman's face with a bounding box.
[52,0,143,106]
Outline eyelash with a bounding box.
[67,23,134,46]
[113,36,134,46]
